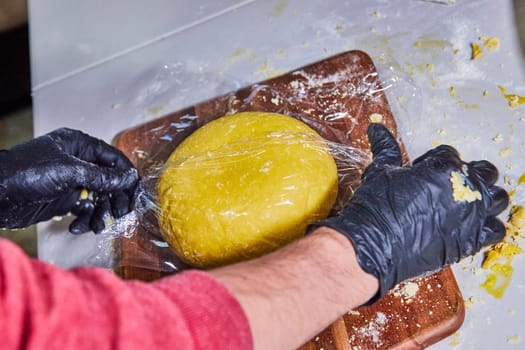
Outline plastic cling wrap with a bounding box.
[108,50,419,274]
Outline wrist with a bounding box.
[310,227,379,307]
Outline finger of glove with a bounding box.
[363,123,402,178]
[69,200,95,234]
[478,216,506,248]
[412,144,461,166]
[487,186,510,216]
[469,160,499,186]
[90,194,111,234]
[22,190,81,227]
[110,191,131,218]
[49,128,135,170]
[64,160,139,194]
[80,138,135,170]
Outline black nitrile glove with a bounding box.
[314,123,509,300]
[0,128,139,234]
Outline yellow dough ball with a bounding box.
[157,112,338,268]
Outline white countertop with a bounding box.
[29,1,525,348]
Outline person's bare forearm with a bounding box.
[210,227,379,350]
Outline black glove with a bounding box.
[313,123,509,301]
[0,128,139,234]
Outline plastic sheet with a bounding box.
[97,50,421,273]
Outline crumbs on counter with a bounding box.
[464,296,476,309]
[470,36,500,60]
[498,86,525,108]
[507,335,521,344]
[507,205,525,239]
[456,100,479,109]
[449,86,456,97]
[271,2,288,16]
[147,105,163,116]
[482,242,522,269]
[413,36,449,49]
[448,331,461,347]
[481,203,525,299]
[483,89,489,97]
[372,10,382,18]
[518,173,525,185]
[471,42,483,60]
[480,36,500,52]
[499,147,512,157]
[492,133,503,143]
[504,175,513,186]
[255,60,285,79]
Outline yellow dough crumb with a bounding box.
[482,242,522,269]
[480,36,500,52]
[498,86,525,108]
[449,86,456,97]
[450,171,482,202]
[518,173,525,185]
[499,147,512,157]
[508,205,525,239]
[392,281,419,303]
[464,296,476,309]
[448,332,461,347]
[79,188,89,200]
[471,42,483,60]
[369,113,383,123]
[492,134,503,143]
[507,335,520,344]
[481,205,525,298]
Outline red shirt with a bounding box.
[0,239,252,350]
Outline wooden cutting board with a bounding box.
[114,50,465,349]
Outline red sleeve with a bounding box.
[0,239,252,350]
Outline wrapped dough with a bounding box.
[157,112,338,268]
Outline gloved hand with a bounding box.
[0,128,139,234]
[314,123,509,301]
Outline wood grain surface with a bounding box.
[114,50,465,350]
